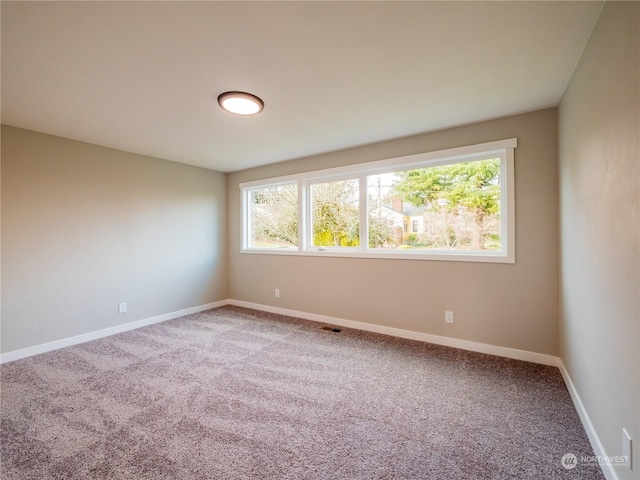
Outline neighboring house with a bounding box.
[382,197,429,235]
[400,201,429,235]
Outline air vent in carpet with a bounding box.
[321,326,342,333]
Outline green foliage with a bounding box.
[405,233,418,245]
[393,158,501,250]
[311,180,360,247]
[394,158,500,214]
[314,230,360,247]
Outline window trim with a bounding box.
[240,138,516,263]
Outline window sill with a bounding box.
[241,248,514,264]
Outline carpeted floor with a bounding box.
[1,306,604,479]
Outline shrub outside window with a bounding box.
[311,179,360,248]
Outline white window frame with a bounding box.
[244,180,299,251]
[240,138,516,263]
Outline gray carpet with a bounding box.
[1,306,604,479]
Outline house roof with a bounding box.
[402,202,429,217]
[1,1,603,172]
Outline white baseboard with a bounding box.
[0,300,228,364]
[2,298,560,369]
[228,299,560,367]
[559,360,618,480]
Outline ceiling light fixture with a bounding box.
[217,91,264,116]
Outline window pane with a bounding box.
[248,183,298,248]
[368,158,501,251]
[311,179,360,247]
[367,173,403,248]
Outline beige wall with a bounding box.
[228,108,559,355]
[558,2,639,479]
[1,126,228,354]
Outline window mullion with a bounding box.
[303,180,313,251]
[359,176,368,251]
[241,188,248,250]
[298,181,305,251]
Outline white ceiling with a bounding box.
[1,1,603,173]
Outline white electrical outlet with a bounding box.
[275,289,280,298]
[118,302,127,314]
[623,428,632,469]
[445,311,454,324]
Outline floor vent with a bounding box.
[321,326,342,333]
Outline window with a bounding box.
[311,179,360,248]
[246,183,298,249]
[367,158,502,252]
[241,138,516,263]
